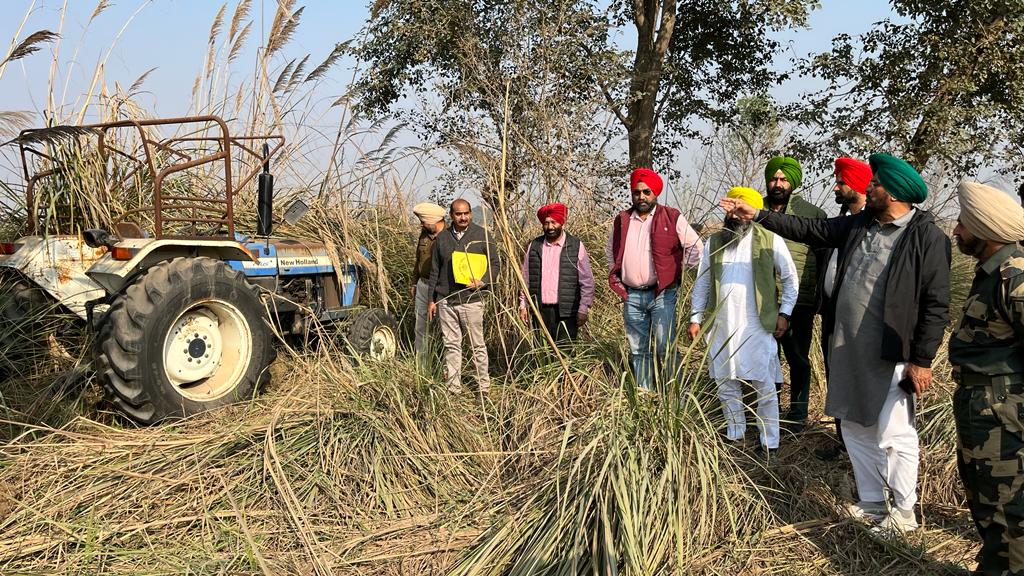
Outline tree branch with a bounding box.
[597,77,631,128]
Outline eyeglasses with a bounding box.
[631,188,652,195]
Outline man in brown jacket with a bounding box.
[412,202,446,361]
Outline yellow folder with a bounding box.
[452,251,488,285]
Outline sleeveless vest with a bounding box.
[527,233,581,317]
[708,225,779,332]
[608,205,684,299]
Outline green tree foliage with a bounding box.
[354,0,814,191]
[603,0,813,169]
[353,0,615,208]
[793,0,1024,177]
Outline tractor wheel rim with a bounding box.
[162,299,252,401]
[369,325,396,360]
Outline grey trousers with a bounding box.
[437,299,490,391]
[413,279,431,360]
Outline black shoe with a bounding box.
[813,443,846,461]
[754,444,779,459]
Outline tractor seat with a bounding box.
[115,222,149,239]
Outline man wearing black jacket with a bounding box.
[721,153,951,535]
[427,199,500,394]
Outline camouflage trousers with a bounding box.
[954,380,1024,576]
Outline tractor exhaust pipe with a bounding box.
[257,143,274,237]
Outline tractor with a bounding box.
[0,115,397,424]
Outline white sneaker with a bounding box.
[871,508,918,535]
[846,501,888,523]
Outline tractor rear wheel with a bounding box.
[347,308,397,361]
[95,257,276,424]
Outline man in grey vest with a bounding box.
[518,203,595,342]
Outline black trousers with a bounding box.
[535,304,578,342]
[778,304,816,422]
[821,316,844,446]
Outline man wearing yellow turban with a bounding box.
[720,153,951,535]
[764,156,826,432]
[688,187,799,456]
[949,181,1024,574]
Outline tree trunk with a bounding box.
[624,0,676,169]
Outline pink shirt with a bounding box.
[519,234,595,313]
[604,205,703,287]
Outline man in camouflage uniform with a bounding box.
[950,181,1024,575]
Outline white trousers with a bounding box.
[717,379,779,449]
[841,363,919,510]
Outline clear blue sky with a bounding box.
[0,1,366,119]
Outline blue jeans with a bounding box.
[623,286,678,390]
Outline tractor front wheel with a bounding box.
[347,308,397,361]
[95,257,276,424]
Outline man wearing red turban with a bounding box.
[519,203,594,342]
[814,157,870,462]
[607,168,704,390]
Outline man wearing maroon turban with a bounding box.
[519,203,595,342]
[607,168,703,390]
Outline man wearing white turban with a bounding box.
[949,181,1024,575]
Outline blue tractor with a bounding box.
[0,116,397,423]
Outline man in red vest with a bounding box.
[607,168,704,390]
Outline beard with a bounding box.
[724,217,752,236]
[634,199,654,213]
[955,234,986,257]
[766,185,791,204]
[835,189,860,206]
[543,227,562,240]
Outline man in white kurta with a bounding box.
[689,188,799,451]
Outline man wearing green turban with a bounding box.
[867,153,928,205]
[721,153,951,536]
[763,156,826,432]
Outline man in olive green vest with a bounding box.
[764,156,826,431]
[689,187,799,456]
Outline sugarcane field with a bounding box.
[1,1,1024,575]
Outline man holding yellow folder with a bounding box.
[427,199,500,394]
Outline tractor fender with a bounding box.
[0,235,107,320]
[86,238,256,295]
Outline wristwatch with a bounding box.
[778,312,791,321]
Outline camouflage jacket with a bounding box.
[949,244,1024,375]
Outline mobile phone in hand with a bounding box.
[898,376,916,395]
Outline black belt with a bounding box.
[953,370,1024,388]
[626,284,657,291]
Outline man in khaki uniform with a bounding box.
[411,203,446,361]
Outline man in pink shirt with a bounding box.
[519,203,595,342]
[607,168,703,390]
